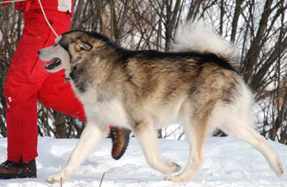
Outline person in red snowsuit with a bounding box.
[0,0,130,179]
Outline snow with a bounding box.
[0,137,286,187]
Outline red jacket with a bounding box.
[2,0,74,13]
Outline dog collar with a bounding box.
[65,77,71,82]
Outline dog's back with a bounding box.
[79,21,243,132]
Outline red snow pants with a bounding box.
[3,10,86,163]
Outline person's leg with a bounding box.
[0,10,73,179]
[4,33,45,163]
[5,90,38,163]
[38,71,86,121]
[3,10,72,163]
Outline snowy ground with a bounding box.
[0,137,286,187]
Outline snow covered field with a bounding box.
[0,137,286,187]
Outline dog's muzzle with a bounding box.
[38,50,62,70]
[44,58,61,70]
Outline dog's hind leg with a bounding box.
[46,123,109,183]
[165,114,209,182]
[133,120,181,174]
[220,119,284,177]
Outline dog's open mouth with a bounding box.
[45,58,61,70]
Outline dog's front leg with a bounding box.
[46,123,109,183]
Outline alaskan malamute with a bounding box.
[38,20,284,183]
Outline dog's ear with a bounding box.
[75,41,93,52]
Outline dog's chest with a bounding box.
[84,96,130,127]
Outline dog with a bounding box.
[38,20,284,183]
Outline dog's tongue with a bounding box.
[45,58,61,70]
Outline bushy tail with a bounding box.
[171,19,236,60]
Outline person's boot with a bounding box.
[110,127,131,160]
[0,158,37,179]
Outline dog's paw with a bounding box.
[164,175,185,182]
[275,162,284,177]
[46,171,70,184]
[46,175,62,184]
[165,162,181,174]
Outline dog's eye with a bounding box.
[73,66,78,71]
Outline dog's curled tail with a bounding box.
[171,19,237,61]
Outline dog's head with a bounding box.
[38,30,110,73]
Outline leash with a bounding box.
[0,0,59,37]
[37,0,59,37]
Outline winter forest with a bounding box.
[0,0,287,144]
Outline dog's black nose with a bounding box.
[37,50,41,55]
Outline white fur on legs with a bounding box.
[46,123,109,183]
[221,119,284,176]
[165,119,208,182]
[133,121,181,175]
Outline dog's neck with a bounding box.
[65,76,71,82]
[65,66,73,83]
